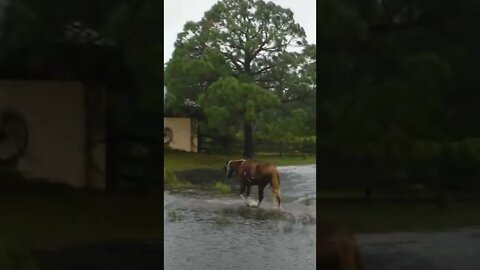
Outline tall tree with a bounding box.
[165,0,316,158]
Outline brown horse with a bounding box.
[224,159,282,209]
[317,223,365,270]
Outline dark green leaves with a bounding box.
[165,0,316,144]
[198,76,279,135]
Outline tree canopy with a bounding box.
[165,0,316,157]
[317,0,480,160]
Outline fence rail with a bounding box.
[315,154,480,207]
[197,135,316,156]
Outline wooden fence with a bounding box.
[197,135,316,156]
[315,154,480,207]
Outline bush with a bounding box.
[212,181,231,194]
[164,167,191,189]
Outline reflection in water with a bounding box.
[164,165,316,270]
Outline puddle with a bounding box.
[164,165,316,270]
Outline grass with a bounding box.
[163,151,315,192]
[164,151,316,172]
[167,209,184,222]
[164,167,193,189]
[317,201,480,234]
[213,216,231,225]
[0,191,165,269]
[212,181,231,194]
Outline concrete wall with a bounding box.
[0,80,105,188]
[164,117,197,152]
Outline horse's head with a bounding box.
[224,159,245,179]
[224,160,235,179]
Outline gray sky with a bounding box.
[164,0,316,64]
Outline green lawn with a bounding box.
[0,191,164,269]
[164,151,316,171]
[317,201,480,234]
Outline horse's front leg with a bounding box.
[245,185,251,199]
[245,185,258,207]
[239,182,249,205]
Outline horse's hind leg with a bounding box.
[256,184,266,208]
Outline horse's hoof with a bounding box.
[247,199,258,207]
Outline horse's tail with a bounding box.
[271,168,282,208]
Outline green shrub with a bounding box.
[167,209,184,222]
[212,181,231,194]
[164,167,191,189]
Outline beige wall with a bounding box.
[164,117,197,152]
[0,80,105,188]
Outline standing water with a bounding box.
[164,165,316,270]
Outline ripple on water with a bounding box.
[164,165,316,270]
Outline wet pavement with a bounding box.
[358,228,480,270]
[33,164,480,269]
[164,165,317,270]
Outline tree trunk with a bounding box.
[243,122,254,158]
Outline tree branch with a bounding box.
[252,33,271,59]
[223,52,244,72]
[252,66,272,76]
[280,93,315,104]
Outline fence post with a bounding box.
[197,135,202,153]
[302,139,307,159]
[279,142,283,157]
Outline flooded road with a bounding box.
[358,228,480,270]
[164,165,316,270]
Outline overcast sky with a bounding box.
[164,0,316,64]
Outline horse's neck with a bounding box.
[234,159,248,174]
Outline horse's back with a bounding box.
[243,160,276,174]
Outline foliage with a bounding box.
[316,0,480,164]
[101,0,163,113]
[212,181,231,194]
[198,76,280,136]
[164,167,192,190]
[167,209,184,222]
[165,0,316,157]
[262,109,308,143]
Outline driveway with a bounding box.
[358,227,480,270]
